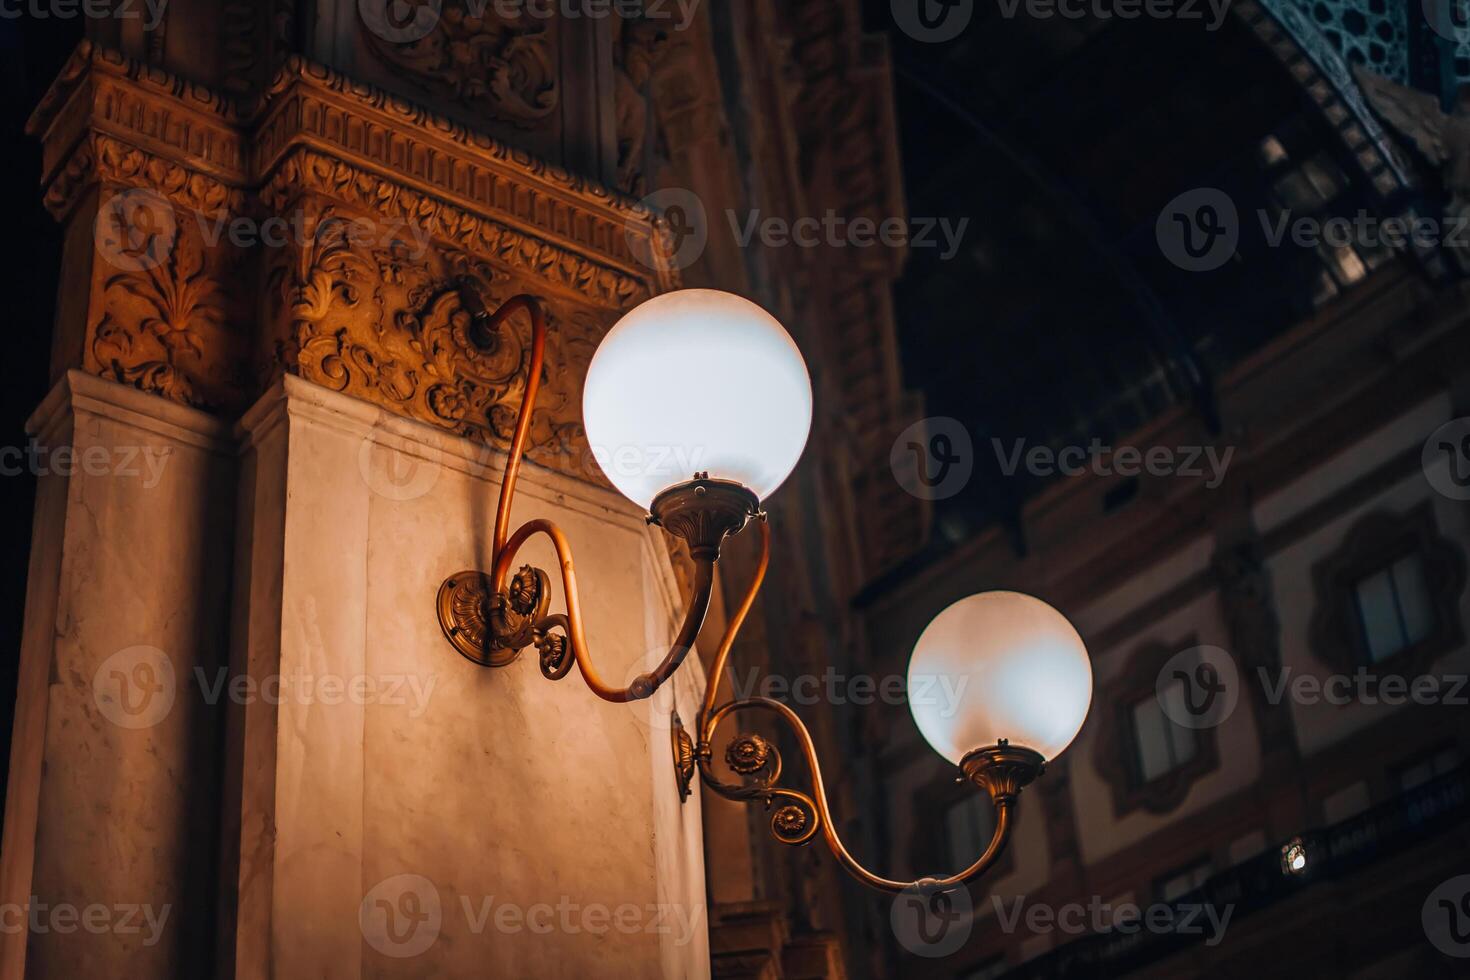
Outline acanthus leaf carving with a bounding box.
[271,201,605,479]
[89,192,247,411]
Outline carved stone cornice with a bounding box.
[28,41,251,205]
[258,148,649,308]
[255,56,655,239]
[29,43,675,294]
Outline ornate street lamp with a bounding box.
[437,286,1093,894]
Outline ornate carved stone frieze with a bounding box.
[26,40,678,481]
[258,148,650,309]
[263,197,608,466]
[252,56,591,199]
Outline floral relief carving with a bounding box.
[89,191,249,411]
[362,1,559,127]
[269,204,605,475]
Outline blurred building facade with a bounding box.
[843,3,1470,978]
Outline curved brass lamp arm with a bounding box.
[464,291,547,592]
[691,526,1030,894]
[492,518,716,703]
[701,519,771,723]
[438,287,744,699]
[699,697,1016,894]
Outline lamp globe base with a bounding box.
[960,741,1046,805]
[648,477,761,560]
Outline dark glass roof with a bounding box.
[858,3,1411,552]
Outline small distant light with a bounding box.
[1280,837,1308,876]
[1259,135,1289,167]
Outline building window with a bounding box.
[1352,551,1435,663]
[913,768,1015,881]
[1310,504,1466,677]
[1322,781,1370,824]
[1096,636,1222,817]
[1155,859,1212,903]
[1396,745,1463,791]
[1130,683,1197,783]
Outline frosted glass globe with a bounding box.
[907,592,1092,764]
[583,289,812,510]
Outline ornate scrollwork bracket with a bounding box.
[671,711,695,802]
[436,291,743,702]
[437,564,563,667]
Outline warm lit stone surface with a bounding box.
[0,371,234,978]
[0,372,709,978]
[227,376,710,978]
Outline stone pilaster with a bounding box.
[0,371,235,977]
[220,375,709,977]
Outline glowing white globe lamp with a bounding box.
[907,591,1093,775]
[583,289,813,511]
